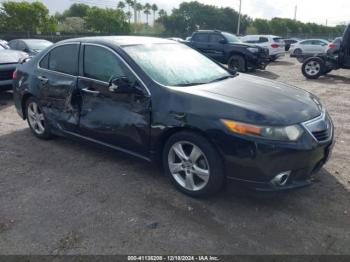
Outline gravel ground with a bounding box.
[0,56,349,255]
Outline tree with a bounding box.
[125,0,134,23]
[143,3,151,25]
[117,1,125,10]
[0,1,54,34]
[136,3,143,23]
[125,11,132,24]
[151,4,158,25]
[57,17,85,33]
[85,7,130,33]
[158,9,167,18]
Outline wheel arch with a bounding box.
[152,126,224,167]
[21,92,34,120]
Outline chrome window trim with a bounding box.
[36,42,81,78]
[81,43,151,96]
[301,110,333,143]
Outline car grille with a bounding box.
[0,69,14,81]
[303,111,332,143]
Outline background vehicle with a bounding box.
[8,39,53,55]
[283,38,301,51]
[240,35,285,61]
[187,30,270,72]
[301,25,350,79]
[167,37,187,43]
[0,47,28,91]
[13,36,333,197]
[290,39,329,56]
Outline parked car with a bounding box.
[0,47,28,91]
[290,39,329,56]
[0,40,10,49]
[167,37,187,43]
[301,24,350,79]
[240,35,285,61]
[187,30,270,72]
[283,38,301,51]
[13,36,334,197]
[8,39,53,55]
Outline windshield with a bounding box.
[222,32,241,43]
[25,40,52,51]
[123,43,231,86]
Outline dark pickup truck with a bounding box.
[186,30,270,72]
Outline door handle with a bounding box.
[38,76,48,84]
[81,88,100,95]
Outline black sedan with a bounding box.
[13,37,334,197]
[8,39,53,56]
[0,46,28,91]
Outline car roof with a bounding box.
[60,36,175,46]
[242,35,281,38]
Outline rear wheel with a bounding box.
[163,131,225,197]
[302,58,325,79]
[26,97,53,139]
[228,55,246,72]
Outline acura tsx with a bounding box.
[13,36,334,197]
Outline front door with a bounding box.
[77,44,151,157]
[207,33,226,63]
[36,43,80,132]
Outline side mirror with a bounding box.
[108,76,141,94]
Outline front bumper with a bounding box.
[214,114,335,192]
[0,63,16,90]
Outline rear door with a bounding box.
[36,43,80,132]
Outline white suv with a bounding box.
[241,35,285,61]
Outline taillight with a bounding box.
[328,43,336,49]
[12,70,17,79]
[271,43,279,48]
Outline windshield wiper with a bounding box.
[172,82,207,87]
[209,74,236,83]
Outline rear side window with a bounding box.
[273,37,283,43]
[48,44,79,75]
[83,45,129,82]
[259,37,269,43]
[17,41,26,51]
[300,40,311,45]
[8,40,17,49]
[193,33,209,42]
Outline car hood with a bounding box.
[0,50,28,64]
[178,74,322,126]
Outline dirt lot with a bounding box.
[0,56,349,255]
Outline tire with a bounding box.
[25,97,53,140]
[294,48,302,56]
[228,55,246,72]
[163,131,225,197]
[270,57,278,62]
[302,58,325,79]
[324,69,332,75]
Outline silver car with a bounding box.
[290,39,329,55]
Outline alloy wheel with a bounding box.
[168,141,210,191]
[305,61,321,76]
[27,102,45,135]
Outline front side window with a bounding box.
[222,33,241,43]
[48,44,79,75]
[17,41,26,51]
[83,45,129,82]
[123,43,230,86]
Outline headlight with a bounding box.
[222,119,304,141]
[247,47,259,53]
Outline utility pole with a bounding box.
[236,0,242,35]
[294,5,297,21]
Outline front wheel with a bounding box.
[302,58,325,79]
[26,97,53,139]
[163,131,225,197]
[228,55,246,72]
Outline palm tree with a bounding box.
[126,11,132,24]
[117,1,125,10]
[158,9,167,18]
[143,3,151,25]
[136,3,143,23]
[125,0,134,23]
[151,4,158,25]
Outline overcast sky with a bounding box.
[4,0,349,26]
